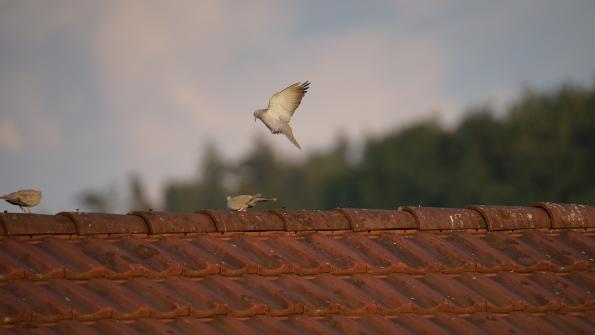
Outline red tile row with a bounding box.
[4,312,594,335]
[1,231,592,281]
[1,203,594,236]
[1,271,593,324]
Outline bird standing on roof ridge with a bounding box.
[227,194,277,212]
[253,81,310,150]
[1,189,42,213]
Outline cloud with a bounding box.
[91,0,455,162]
[0,0,99,40]
[232,24,453,155]
[303,29,450,134]
[0,120,24,153]
[0,73,63,153]
[88,1,300,198]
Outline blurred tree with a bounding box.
[78,174,151,213]
[128,173,152,211]
[197,143,229,208]
[78,191,111,212]
[164,143,229,211]
[232,137,294,209]
[452,108,515,204]
[504,84,595,203]
[352,121,460,207]
[77,185,120,212]
[235,137,282,195]
[161,82,595,211]
[283,133,351,209]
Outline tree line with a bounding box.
[80,82,595,211]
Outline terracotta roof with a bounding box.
[1,202,594,334]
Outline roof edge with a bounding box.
[0,202,593,236]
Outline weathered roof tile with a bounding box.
[133,211,215,234]
[1,203,594,334]
[468,205,551,230]
[400,206,486,230]
[337,208,416,231]
[533,202,595,228]
[199,210,281,232]
[0,213,75,236]
[58,212,148,235]
[270,209,350,231]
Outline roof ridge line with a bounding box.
[0,203,593,236]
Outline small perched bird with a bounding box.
[226,194,277,212]
[1,189,42,213]
[253,81,310,150]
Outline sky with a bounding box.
[1,0,595,213]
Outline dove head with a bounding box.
[253,109,266,122]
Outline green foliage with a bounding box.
[164,143,229,211]
[161,82,595,211]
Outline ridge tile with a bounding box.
[200,210,283,232]
[133,211,215,234]
[468,205,551,230]
[400,207,486,230]
[533,202,595,228]
[58,212,148,235]
[1,213,75,236]
[269,210,350,231]
[337,208,416,231]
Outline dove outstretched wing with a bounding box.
[267,81,310,122]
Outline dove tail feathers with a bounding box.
[282,124,302,150]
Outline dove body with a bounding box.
[254,109,281,132]
[253,81,310,150]
[227,194,277,212]
[1,189,42,213]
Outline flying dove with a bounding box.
[1,189,42,213]
[253,81,310,150]
[226,194,277,212]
